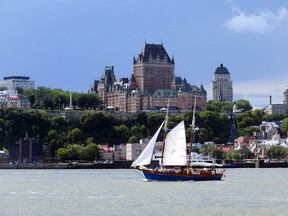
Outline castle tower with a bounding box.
[97,66,116,106]
[212,63,233,102]
[133,43,175,93]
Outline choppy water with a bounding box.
[0,168,288,216]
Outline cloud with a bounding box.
[226,7,288,33]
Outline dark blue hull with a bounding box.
[143,170,223,181]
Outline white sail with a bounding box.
[162,121,187,166]
[131,121,164,168]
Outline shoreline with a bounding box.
[1,160,288,169]
[0,160,132,169]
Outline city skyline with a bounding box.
[0,0,287,109]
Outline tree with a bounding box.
[48,130,62,156]
[263,113,284,122]
[135,112,148,126]
[48,130,59,142]
[281,117,288,138]
[200,144,223,159]
[51,89,69,110]
[50,116,69,133]
[68,128,84,144]
[252,109,265,125]
[49,139,63,157]
[198,111,227,143]
[130,125,141,140]
[266,145,287,159]
[236,99,253,112]
[0,119,6,148]
[80,112,115,143]
[128,136,138,143]
[81,143,100,162]
[241,126,260,136]
[23,109,51,141]
[225,150,241,162]
[57,147,69,162]
[236,111,259,136]
[22,88,36,107]
[199,128,214,144]
[206,100,233,113]
[76,93,101,109]
[3,108,27,144]
[147,112,165,136]
[237,117,256,136]
[57,144,84,162]
[16,87,24,95]
[139,125,147,139]
[114,124,130,143]
[33,86,53,109]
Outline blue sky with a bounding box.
[0,0,287,109]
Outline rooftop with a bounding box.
[214,63,230,75]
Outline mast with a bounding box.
[187,97,196,171]
[160,99,169,167]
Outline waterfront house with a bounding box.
[99,144,114,161]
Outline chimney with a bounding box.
[269,95,272,105]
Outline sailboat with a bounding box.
[131,99,225,181]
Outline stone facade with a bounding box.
[265,87,288,114]
[212,63,233,102]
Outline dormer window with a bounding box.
[164,55,167,64]
[149,53,152,63]
[156,54,160,64]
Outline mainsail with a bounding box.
[162,121,187,166]
[131,121,164,167]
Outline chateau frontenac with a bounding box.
[90,43,207,113]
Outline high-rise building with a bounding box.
[211,63,233,102]
[0,76,35,91]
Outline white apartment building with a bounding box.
[0,76,35,91]
[126,140,164,161]
[126,142,146,161]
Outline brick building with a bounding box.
[133,43,175,93]
[91,43,207,112]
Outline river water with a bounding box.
[0,168,287,216]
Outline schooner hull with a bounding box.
[142,169,223,181]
